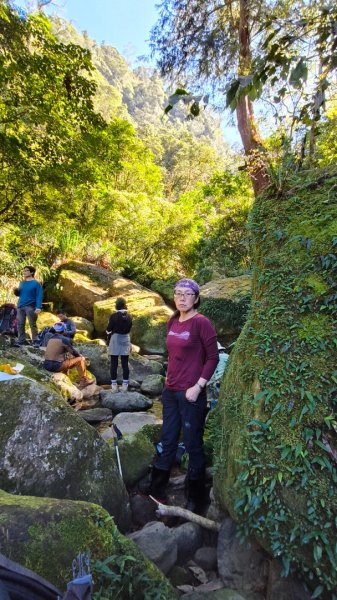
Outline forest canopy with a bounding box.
[1,0,336,305]
[0,0,252,302]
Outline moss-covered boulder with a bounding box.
[199,276,251,347]
[117,431,156,486]
[141,374,165,396]
[0,489,177,597]
[214,171,337,595]
[75,343,111,384]
[35,310,59,329]
[0,376,130,531]
[52,371,84,401]
[74,332,105,344]
[72,316,95,337]
[58,261,115,319]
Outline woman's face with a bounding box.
[173,286,197,312]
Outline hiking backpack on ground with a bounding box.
[34,326,53,348]
[0,304,18,336]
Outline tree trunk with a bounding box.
[236,0,270,196]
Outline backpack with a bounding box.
[35,326,53,348]
[0,303,18,336]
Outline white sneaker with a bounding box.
[111,383,118,393]
[121,383,128,392]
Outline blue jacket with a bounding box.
[17,280,43,309]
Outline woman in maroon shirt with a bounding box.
[149,278,219,513]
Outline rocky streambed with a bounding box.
[0,338,311,599]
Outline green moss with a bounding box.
[298,314,330,340]
[118,432,155,486]
[199,296,250,331]
[25,513,112,586]
[304,274,328,295]
[74,332,102,344]
[140,423,162,444]
[214,170,337,595]
[0,490,176,597]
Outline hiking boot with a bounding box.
[185,472,208,515]
[111,383,118,393]
[148,466,170,503]
[120,383,128,392]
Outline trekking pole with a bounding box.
[111,424,123,479]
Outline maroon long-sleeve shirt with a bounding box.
[165,313,219,390]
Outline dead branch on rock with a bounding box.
[149,496,221,532]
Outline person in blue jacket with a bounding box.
[14,265,43,346]
[56,309,77,339]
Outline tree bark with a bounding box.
[236,0,269,196]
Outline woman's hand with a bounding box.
[185,384,200,403]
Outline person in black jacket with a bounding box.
[106,297,133,392]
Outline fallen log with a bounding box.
[149,496,221,532]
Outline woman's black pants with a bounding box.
[110,355,129,380]
[154,387,207,479]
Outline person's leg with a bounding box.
[61,356,91,386]
[155,388,182,472]
[180,390,208,512]
[16,307,27,343]
[110,355,118,391]
[149,388,182,500]
[26,305,38,341]
[120,355,129,391]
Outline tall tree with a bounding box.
[150,0,337,195]
[151,0,270,195]
[0,2,103,225]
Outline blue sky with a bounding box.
[52,0,159,59]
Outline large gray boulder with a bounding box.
[172,522,203,565]
[129,521,178,575]
[129,354,164,380]
[111,411,162,435]
[217,518,269,595]
[100,390,153,412]
[141,374,165,396]
[0,376,130,532]
[58,261,116,319]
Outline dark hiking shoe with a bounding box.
[185,474,209,515]
[148,466,170,502]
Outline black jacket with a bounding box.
[106,310,132,335]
